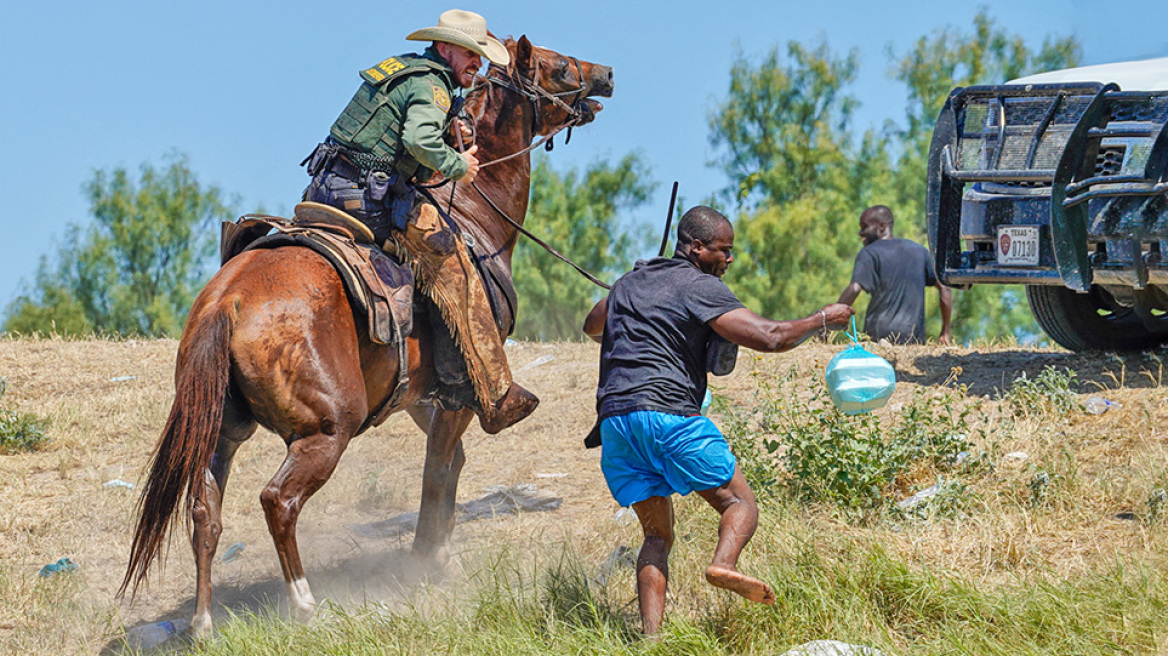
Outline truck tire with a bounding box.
[1026,285,1168,352]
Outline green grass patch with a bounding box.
[1001,366,1081,419]
[174,525,1168,656]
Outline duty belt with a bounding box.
[305,140,398,183]
[333,144,397,176]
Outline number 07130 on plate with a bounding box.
[996,226,1040,266]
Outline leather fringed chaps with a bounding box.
[385,203,511,414]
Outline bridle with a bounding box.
[438,54,612,290]
[485,56,588,128]
[467,57,595,169]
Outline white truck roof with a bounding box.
[1008,57,1168,91]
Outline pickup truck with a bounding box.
[926,58,1168,351]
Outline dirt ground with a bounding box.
[0,338,618,645]
[2,336,1168,652]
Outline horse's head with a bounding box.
[498,36,614,135]
[458,35,615,246]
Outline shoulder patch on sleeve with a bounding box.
[432,85,451,112]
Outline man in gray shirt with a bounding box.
[838,205,952,345]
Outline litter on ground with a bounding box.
[349,484,563,539]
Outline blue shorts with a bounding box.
[599,411,736,507]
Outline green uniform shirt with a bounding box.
[329,46,468,182]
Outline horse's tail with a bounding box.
[119,308,233,600]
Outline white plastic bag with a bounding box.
[825,319,896,415]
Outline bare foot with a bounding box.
[705,565,776,604]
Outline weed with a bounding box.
[1002,366,1081,419]
[1141,350,1164,387]
[540,553,635,638]
[358,468,398,511]
[894,477,975,521]
[0,377,49,454]
[713,391,784,500]
[1028,470,1053,507]
[720,369,976,516]
[1148,488,1167,524]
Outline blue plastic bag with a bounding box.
[825,318,896,415]
[39,557,78,578]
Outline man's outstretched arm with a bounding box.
[710,304,854,353]
[838,282,863,306]
[936,282,953,345]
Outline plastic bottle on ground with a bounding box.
[1084,396,1118,415]
[613,507,637,525]
[124,618,190,651]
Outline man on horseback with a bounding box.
[301,9,538,434]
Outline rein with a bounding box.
[470,60,593,169]
[470,180,611,290]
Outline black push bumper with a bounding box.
[927,83,1168,291]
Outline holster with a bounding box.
[301,142,335,177]
[366,171,392,203]
[388,174,416,231]
[301,141,419,242]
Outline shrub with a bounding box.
[720,369,975,515]
[1148,488,1168,524]
[1002,366,1081,419]
[0,378,49,454]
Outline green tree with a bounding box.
[3,154,233,337]
[709,40,863,209]
[890,10,1081,343]
[512,153,655,341]
[709,40,895,320]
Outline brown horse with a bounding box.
[120,36,613,637]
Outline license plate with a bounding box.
[997,226,1040,266]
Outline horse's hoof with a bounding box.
[191,614,213,640]
[292,604,317,625]
[410,544,453,572]
[288,578,318,624]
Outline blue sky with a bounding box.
[2,0,1167,312]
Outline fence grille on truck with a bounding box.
[928,82,1168,292]
[956,95,1096,174]
[1109,97,1168,123]
[1095,145,1126,176]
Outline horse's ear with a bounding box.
[515,35,533,74]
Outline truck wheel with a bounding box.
[1026,285,1168,352]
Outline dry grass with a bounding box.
[2,335,1168,653]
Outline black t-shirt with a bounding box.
[850,238,937,344]
[596,256,745,419]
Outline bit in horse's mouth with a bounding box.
[578,99,603,124]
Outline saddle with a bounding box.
[219,203,415,427]
[219,203,519,425]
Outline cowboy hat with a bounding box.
[406,9,510,67]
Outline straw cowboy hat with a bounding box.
[407,9,510,67]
